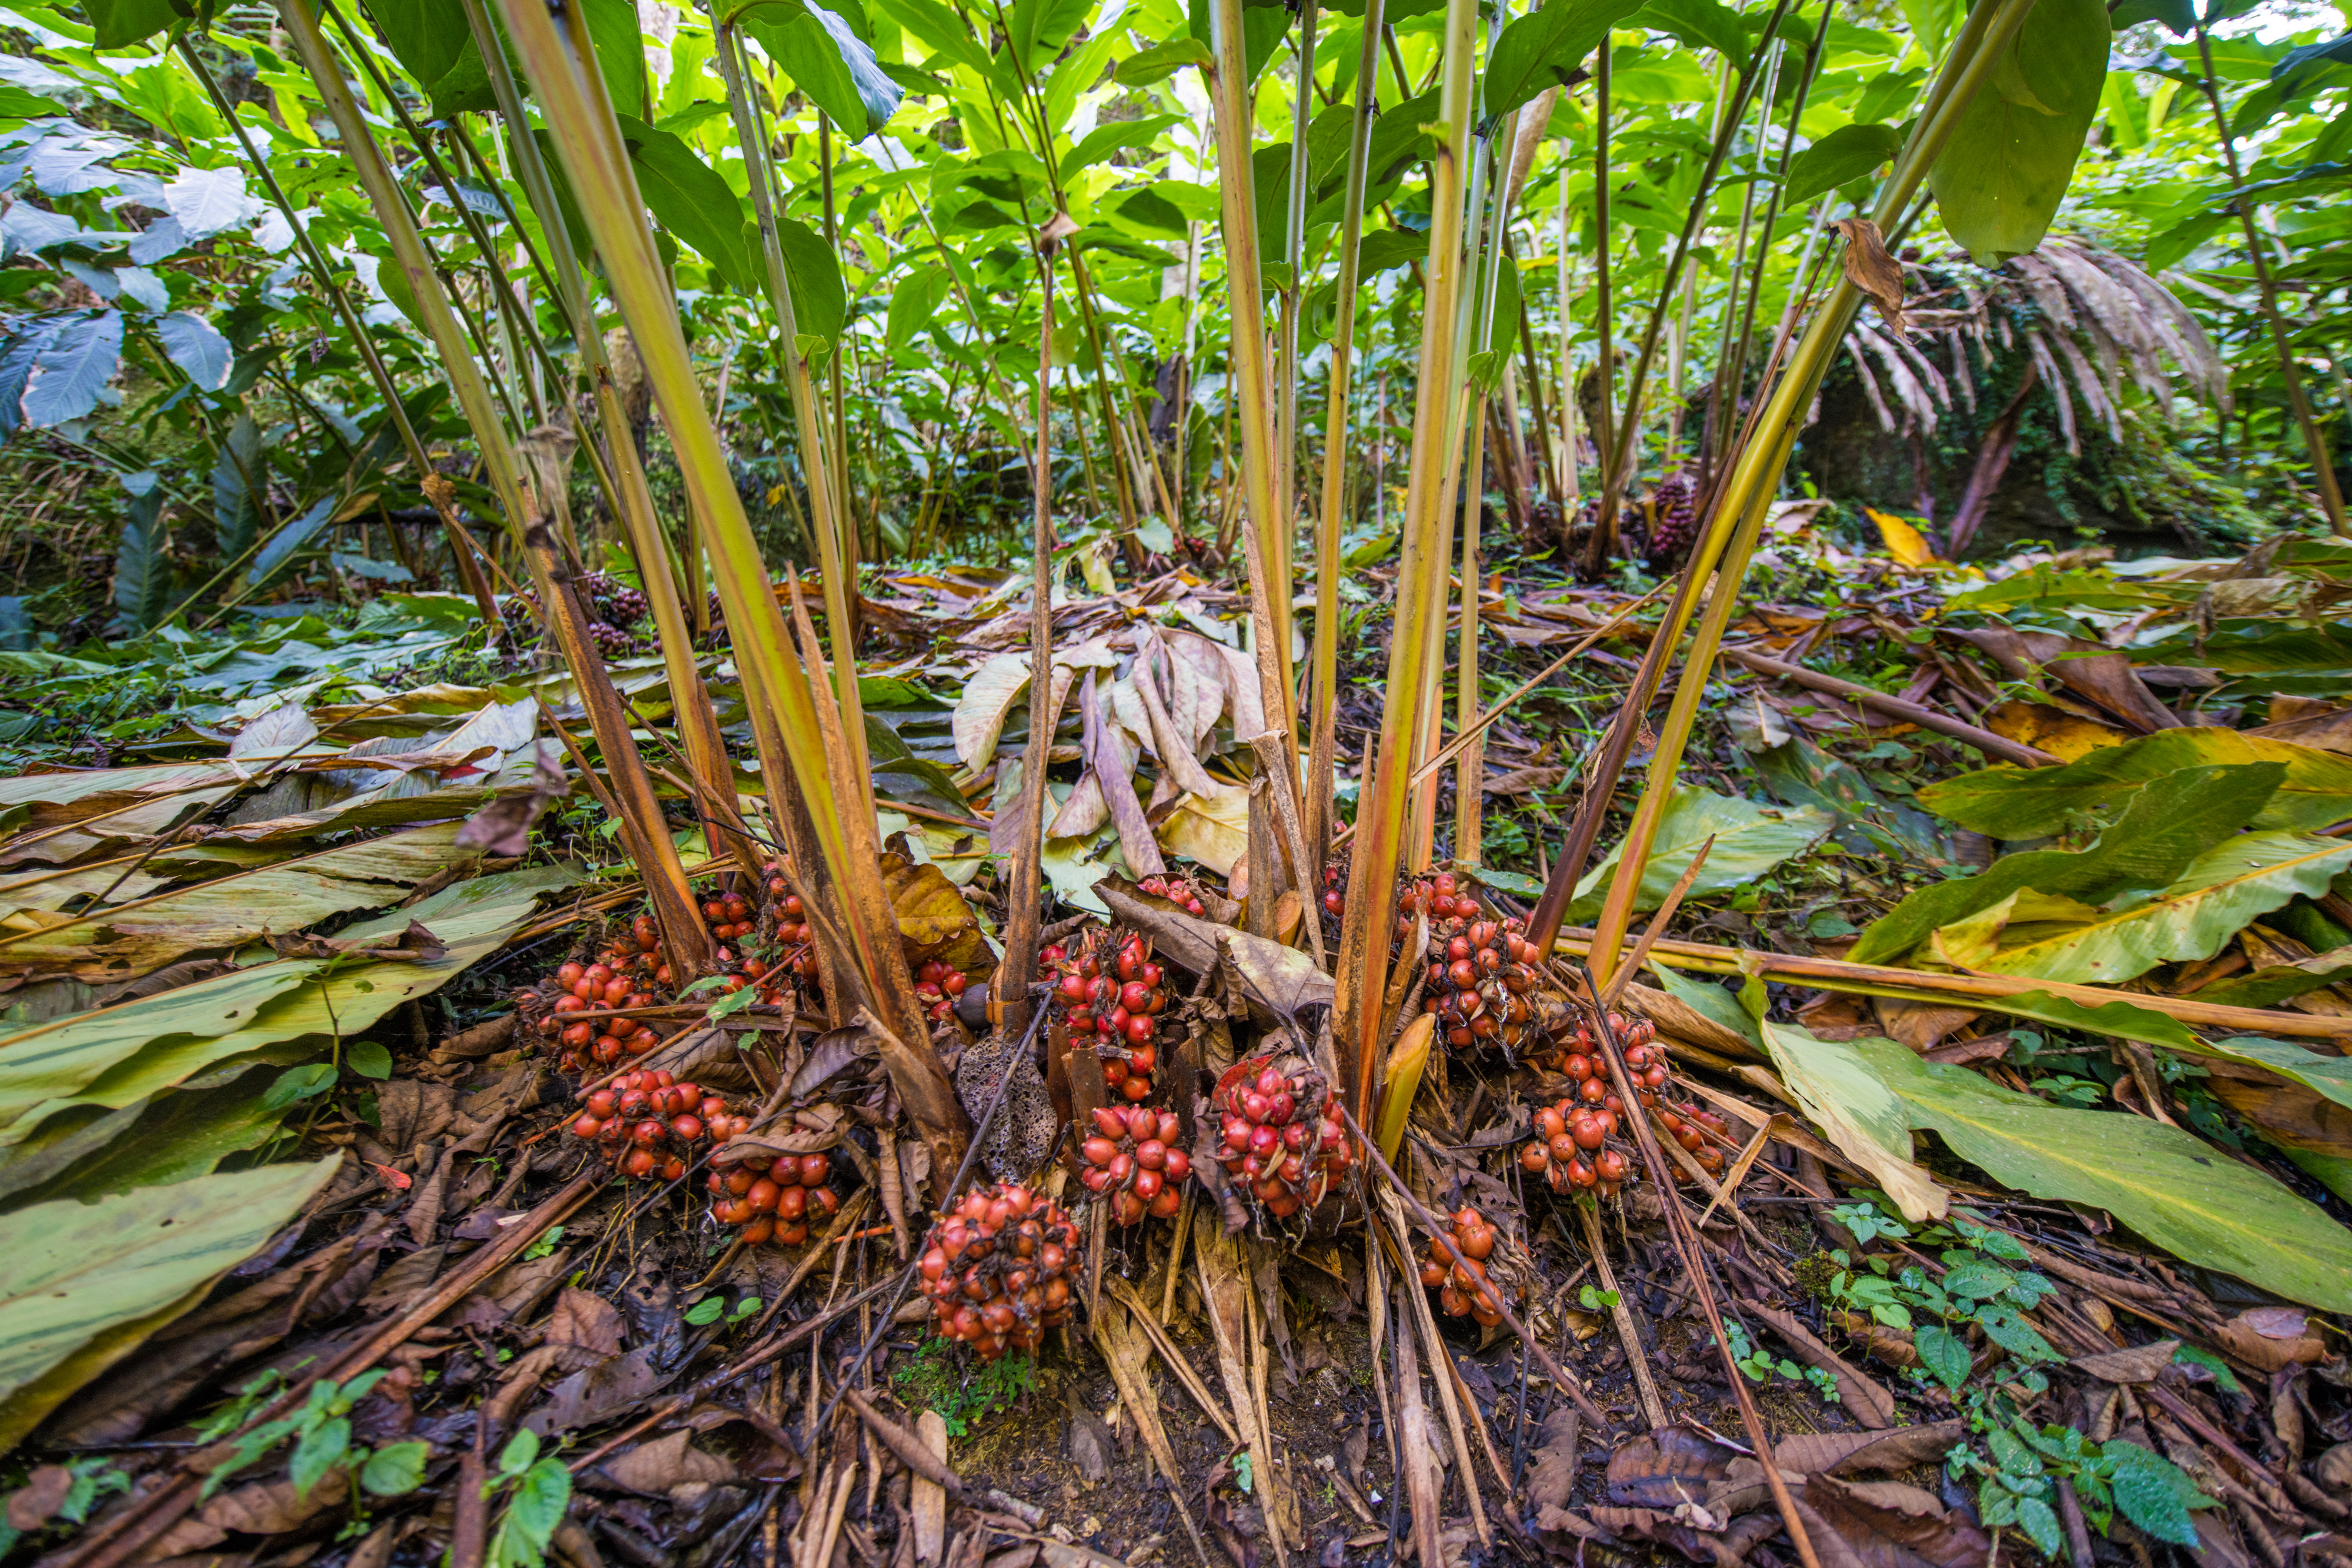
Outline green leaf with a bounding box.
[774,217,849,348]
[1785,122,1905,205]
[1758,1021,1949,1220]
[360,1440,430,1497]
[745,6,902,136]
[245,496,337,592]
[0,1158,339,1453]
[1913,1322,1972,1389]
[1917,729,2352,838]
[260,1064,336,1111]
[289,1415,349,1500]
[86,0,188,49]
[1116,38,1212,85]
[1486,0,1652,118]
[1847,1037,2352,1313]
[1927,831,2352,985]
[1976,1303,2062,1363]
[2104,1440,2211,1546]
[26,311,125,430]
[1939,1259,2016,1301]
[613,115,760,295]
[345,1041,394,1080]
[499,1427,542,1479]
[1572,787,1833,921]
[110,489,171,637]
[1850,763,2284,964]
[505,1457,572,1554]
[2015,1495,2064,1559]
[1925,0,2109,264]
[1629,0,1747,56]
[684,1295,726,1325]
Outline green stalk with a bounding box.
[2192,23,2347,537]
[1277,0,1319,548]
[716,26,873,781]
[1305,0,1391,868]
[1334,0,1478,1122]
[1576,0,2047,987]
[496,0,959,1156]
[272,0,711,977]
[1208,0,1300,750]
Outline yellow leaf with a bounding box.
[1156,787,1248,877]
[1866,508,1941,570]
[1984,699,2130,763]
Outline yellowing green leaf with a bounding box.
[1758,1020,1950,1221]
[1919,728,2352,838]
[0,1158,340,1453]
[1573,788,1833,921]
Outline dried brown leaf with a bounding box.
[1835,219,1907,334]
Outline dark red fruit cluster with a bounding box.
[917,1183,1082,1361]
[1419,1205,1509,1327]
[1209,1053,1352,1220]
[1519,1029,1673,1197]
[1400,874,1558,1059]
[706,1144,839,1246]
[569,1069,744,1181]
[1045,928,1172,1104]
[1077,1104,1193,1225]
[1135,873,1207,916]
[747,865,822,999]
[1647,472,1696,563]
[526,918,666,1071]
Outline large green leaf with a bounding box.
[613,115,760,295]
[0,867,572,1148]
[85,0,189,49]
[1486,0,1652,118]
[0,1157,339,1453]
[1759,1021,1950,1219]
[1629,0,1746,56]
[1917,729,2352,838]
[745,4,903,136]
[0,1064,298,1211]
[1785,121,1905,205]
[109,489,171,637]
[1571,787,1833,921]
[1847,1037,2352,1313]
[1924,0,2107,264]
[1850,764,2284,965]
[775,217,849,349]
[1927,831,2352,985]
[0,821,483,982]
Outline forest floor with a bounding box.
[4,505,2351,1568]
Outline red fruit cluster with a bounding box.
[914,958,970,1026]
[1135,873,1208,917]
[1077,1104,1194,1225]
[1419,1206,1510,1327]
[1558,1011,1663,1078]
[917,1183,1083,1362]
[527,918,667,1071]
[1046,929,1172,1103]
[752,867,823,995]
[1518,1029,1671,1197]
[569,1069,744,1181]
[1209,1054,1353,1220]
[1656,1101,1730,1183]
[1402,874,1558,1059]
[706,1143,840,1246]
[1320,864,1344,919]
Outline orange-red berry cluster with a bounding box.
[1419,1206,1511,1327]
[914,958,970,1026]
[1210,1054,1353,1220]
[1045,929,1172,1104]
[1135,873,1207,916]
[567,1069,744,1182]
[706,1146,840,1247]
[917,1183,1082,1362]
[1077,1104,1194,1225]
[1656,1102,1732,1182]
[1518,1020,1669,1198]
[1402,874,1554,1059]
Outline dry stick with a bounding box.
[1405,577,1678,788]
[1585,1002,1823,1568]
[63,1175,602,1568]
[1599,834,1713,1011]
[1575,1199,1665,1429]
[1102,1278,1242,1445]
[1719,645,2059,767]
[1693,1115,1788,1232]
[1381,1191,1491,1546]
[1337,1104,1609,1430]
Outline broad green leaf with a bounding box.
[1630,0,1746,56]
[1849,1037,2352,1312]
[506,1457,572,1550]
[1187,0,1291,85]
[746,6,902,136]
[1571,787,1833,921]
[0,867,572,1147]
[109,489,171,636]
[1928,831,2352,985]
[774,217,848,347]
[360,1440,430,1497]
[2104,1440,2212,1545]
[24,310,123,430]
[613,115,760,295]
[260,1063,336,1111]
[1917,729,2352,838]
[345,1040,394,1080]
[1850,763,2283,964]
[289,1416,349,1500]
[245,496,337,592]
[1487,0,1652,117]
[86,0,188,49]
[0,820,482,981]
[0,1064,295,1209]
[0,1158,339,1452]
[1116,38,1212,85]
[1925,0,2107,263]
[156,312,230,392]
[1785,122,1904,205]
[1913,1322,1971,1389]
[1758,1021,1949,1220]
[2194,947,2352,1009]
[1013,0,1091,68]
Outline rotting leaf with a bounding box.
[1834,218,1907,333]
